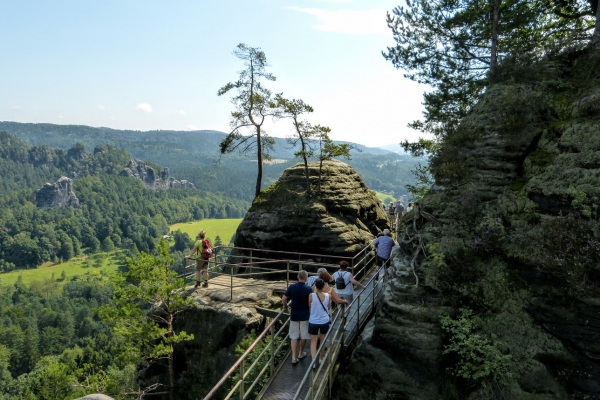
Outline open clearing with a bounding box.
[169,218,242,244]
[0,251,123,286]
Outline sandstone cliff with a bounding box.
[35,176,80,208]
[120,159,195,190]
[232,160,388,258]
[340,49,600,399]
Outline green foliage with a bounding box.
[230,330,287,399]
[405,163,433,201]
[218,43,277,198]
[101,240,194,398]
[441,309,512,385]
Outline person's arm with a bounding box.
[185,244,199,259]
[308,293,313,307]
[330,288,348,305]
[350,274,365,289]
[282,294,289,310]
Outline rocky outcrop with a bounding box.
[166,279,286,399]
[341,51,600,398]
[35,176,80,208]
[120,159,195,189]
[232,160,388,258]
[338,247,452,400]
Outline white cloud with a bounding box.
[110,117,115,120]
[179,110,186,115]
[186,124,197,130]
[98,105,106,110]
[291,8,389,35]
[57,115,64,119]
[11,106,21,110]
[136,103,153,113]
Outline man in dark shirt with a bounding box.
[282,270,312,364]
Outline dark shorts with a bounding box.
[308,322,330,335]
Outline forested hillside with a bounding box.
[0,133,248,272]
[0,122,421,201]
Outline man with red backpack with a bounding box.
[185,230,213,288]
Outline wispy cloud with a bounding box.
[291,8,389,35]
[98,105,106,110]
[186,124,197,130]
[179,110,186,116]
[57,115,64,119]
[11,106,21,110]
[136,103,153,113]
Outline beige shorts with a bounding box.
[289,320,310,340]
[195,258,208,272]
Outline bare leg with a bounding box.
[203,269,208,282]
[319,333,327,360]
[299,338,306,355]
[310,335,318,360]
[291,339,298,361]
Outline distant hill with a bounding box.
[0,121,422,201]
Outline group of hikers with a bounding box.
[383,198,412,230]
[281,226,397,368]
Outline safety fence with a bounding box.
[199,244,385,400]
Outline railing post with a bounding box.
[357,291,361,334]
[239,358,244,400]
[249,250,253,275]
[230,262,234,302]
[286,261,290,287]
[270,323,275,376]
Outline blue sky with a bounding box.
[0,0,427,147]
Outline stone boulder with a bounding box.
[120,159,196,190]
[35,176,80,208]
[232,160,388,258]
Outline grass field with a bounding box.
[169,218,242,245]
[375,190,396,204]
[0,251,123,286]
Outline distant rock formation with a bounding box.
[232,160,388,258]
[120,159,195,189]
[35,176,80,208]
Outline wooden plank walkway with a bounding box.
[260,265,383,400]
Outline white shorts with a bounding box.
[289,320,310,340]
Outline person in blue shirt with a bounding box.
[282,270,313,364]
[373,229,395,268]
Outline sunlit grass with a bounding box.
[0,251,123,286]
[169,218,243,245]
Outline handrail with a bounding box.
[203,306,288,400]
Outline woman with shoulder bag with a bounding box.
[308,279,330,368]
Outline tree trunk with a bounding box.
[490,0,500,72]
[318,159,323,195]
[168,316,175,400]
[255,126,263,198]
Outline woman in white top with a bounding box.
[308,279,330,366]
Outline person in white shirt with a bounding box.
[308,279,330,367]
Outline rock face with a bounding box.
[232,160,388,258]
[35,176,80,208]
[340,51,600,399]
[120,159,195,189]
[166,280,285,399]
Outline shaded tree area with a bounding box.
[0,133,248,272]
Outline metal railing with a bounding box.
[292,259,389,400]
[201,243,382,400]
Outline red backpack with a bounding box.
[201,239,213,259]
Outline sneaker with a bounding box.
[298,351,307,360]
[194,282,201,288]
[202,281,209,288]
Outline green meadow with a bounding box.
[374,190,396,204]
[169,218,243,245]
[0,251,123,286]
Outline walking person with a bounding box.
[395,199,405,228]
[332,260,364,305]
[387,201,395,229]
[282,270,312,365]
[373,229,396,279]
[185,230,212,288]
[308,279,330,368]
